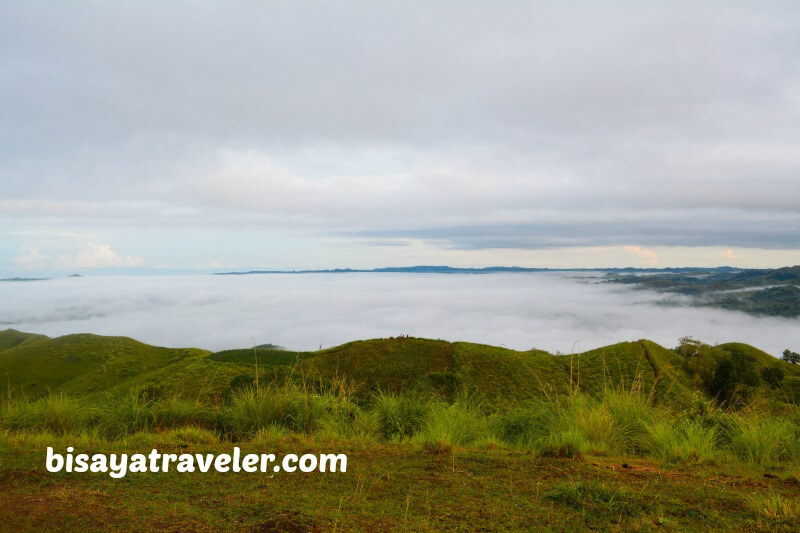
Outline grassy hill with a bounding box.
[0,329,48,353]
[3,329,799,410]
[0,332,210,398]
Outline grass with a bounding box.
[748,490,799,521]
[3,431,799,531]
[373,391,430,440]
[1,393,89,435]
[641,419,718,464]
[5,330,797,412]
[5,329,800,529]
[726,416,800,466]
[413,396,489,450]
[5,385,799,472]
[545,479,644,517]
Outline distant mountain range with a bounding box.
[215,265,742,275]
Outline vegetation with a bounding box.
[608,265,800,317]
[783,349,800,365]
[4,329,800,530]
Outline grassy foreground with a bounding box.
[2,430,800,531]
[3,329,800,530]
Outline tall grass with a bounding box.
[1,394,88,435]
[222,381,340,439]
[641,419,718,464]
[373,391,429,441]
[414,394,490,451]
[748,490,799,521]
[3,385,800,471]
[726,416,800,466]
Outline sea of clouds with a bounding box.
[1,272,797,357]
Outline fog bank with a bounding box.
[1,273,797,357]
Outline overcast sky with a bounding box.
[2,1,800,274]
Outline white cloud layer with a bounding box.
[0,273,797,357]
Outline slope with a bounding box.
[0,331,209,397]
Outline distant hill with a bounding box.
[3,329,798,409]
[607,266,800,317]
[215,265,742,276]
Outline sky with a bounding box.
[2,1,800,275]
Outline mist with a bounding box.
[1,272,797,357]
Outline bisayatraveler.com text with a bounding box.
[46,447,347,478]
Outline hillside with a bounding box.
[0,332,210,397]
[607,266,800,317]
[3,329,799,409]
[0,329,48,353]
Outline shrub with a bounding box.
[708,356,760,407]
[761,367,785,389]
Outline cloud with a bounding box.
[15,246,50,269]
[1,273,797,357]
[624,246,659,265]
[721,249,739,260]
[54,244,144,269]
[0,2,799,267]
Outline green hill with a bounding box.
[0,329,48,353]
[2,329,798,408]
[291,338,699,407]
[0,332,209,397]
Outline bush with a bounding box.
[761,367,785,389]
[708,356,760,407]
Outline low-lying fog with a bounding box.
[2,273,798,357]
